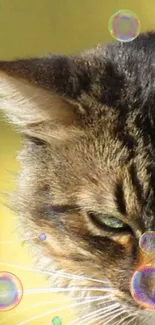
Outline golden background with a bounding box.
[0,0,154,324]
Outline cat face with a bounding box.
[1,32,155,325]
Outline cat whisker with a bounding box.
[124,315,137,325]
[99,308,128,325]
[0,295,100,325]
[113,313,136,325]
[0,286,114,297]
[15,296,105,325]
[67,302,120,325]
[77,305,123,325]
[68,308,110,325]
[15,308,59,325]
[87,306,124,325]
[141,315,151,325]
[22,286,115,295]
[78,309,110,325]
[0,262,117,297]
[45,267,111,285]
[0,261,113,286]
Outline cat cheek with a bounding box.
[112,234,134,254]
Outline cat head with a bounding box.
[1,32,155,324]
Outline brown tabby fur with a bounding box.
[1,32,155,324]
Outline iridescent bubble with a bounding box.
[130,267,155,309]
[51,316,62,325]
[0,271,23,311]
[38,232,46,241]
[139,231,155,254]
[108,9,141,42]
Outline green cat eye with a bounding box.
[88,212,126,230]
[101,216,125,228]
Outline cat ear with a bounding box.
[0,56,88,141]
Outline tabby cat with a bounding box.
[1,31,155,325]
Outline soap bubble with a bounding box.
[139,231,155,254]
[51,316,62,325]
[130,267,155,309]
[38,232,46,241]
[108,9,141,42]
[0,271,23,311]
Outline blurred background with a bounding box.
[0,0,154,324]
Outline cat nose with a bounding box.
[130,266,155,310]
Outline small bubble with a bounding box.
[38,232,46,241]
[108,9,141,42]
[139,231,155,254]
[0,271,23,311]
[51,316,62,325]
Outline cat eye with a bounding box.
[88,212,129,232]
[99,215,125,228]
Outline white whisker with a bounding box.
[125,315,137,325]
[68,307,107,325]
[47,269,108,284]
[15,296,104,325]
[114,313,135,325]
[68,303,120,325]
[0,261,113,286]
[22,286,113,294]
[79,305,122,325]
[1,287,116,296]
[0,296,99,325]
[103,309,127,325]
[93,307,126,325]
[80,310,107,325]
